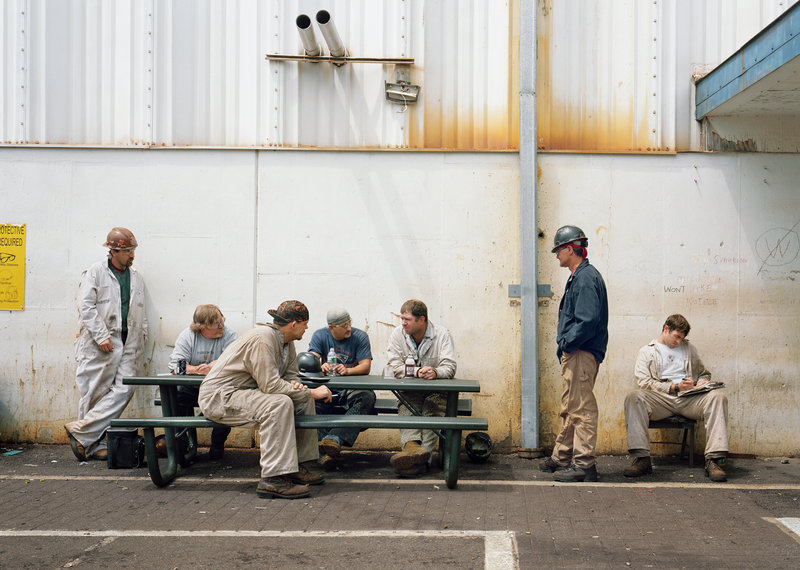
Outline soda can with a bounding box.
[178,359,187,375]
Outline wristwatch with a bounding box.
[674,384,680,395]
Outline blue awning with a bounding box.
[696,1,800,119]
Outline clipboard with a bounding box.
[677,382,724,397]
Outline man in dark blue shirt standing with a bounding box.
[540,225,608,482]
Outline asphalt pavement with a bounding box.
[1,443,799,569]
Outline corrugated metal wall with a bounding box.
[536,0,795,153]
[0,0,518,150]
[2,1,794,152]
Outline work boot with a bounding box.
[319,454,339,472]
[538,456,567,473]
[64,426,87,461]
[705,458,727,482]
[553,464,598,483]
[90,449,108,461]
[288,460,325,486]
[319,437,342,458]
[395,465,425,478]
[623,456,653,478]
[208,443,225,460]
[257,476,311,499]
[390,441,431,471]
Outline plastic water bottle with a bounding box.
[327,348,338,376]
[404,355,416,378]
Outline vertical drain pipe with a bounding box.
[519,0,542,457]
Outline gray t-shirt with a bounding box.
[168,325,238,373]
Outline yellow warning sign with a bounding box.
[0,223,26,310]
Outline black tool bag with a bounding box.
[107,427,146,469]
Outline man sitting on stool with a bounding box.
[623,314,729,482]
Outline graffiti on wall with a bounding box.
[756,223,800,275]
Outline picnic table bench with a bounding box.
[112,375,487,489]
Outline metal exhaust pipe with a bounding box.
[315,10,346,58]
[296,14,321,56]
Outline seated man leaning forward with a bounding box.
[308,307,376,471]
[623,314,729,482]
[198,300,332,499]
[168,304,238,459]
[386,299,457,477]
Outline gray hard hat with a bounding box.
[297,352,327,379]
[551,225,588,253]
[465,431,493,463]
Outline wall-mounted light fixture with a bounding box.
[385,66,420,105]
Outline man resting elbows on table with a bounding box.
[386,299,457,477]
[169,304,238,459]
[198,301,332,499]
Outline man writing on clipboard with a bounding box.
[623,314,729,482]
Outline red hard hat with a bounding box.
[103,227,138,250]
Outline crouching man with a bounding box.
[198,301,332,499]
[623,314,729,482]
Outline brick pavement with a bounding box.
[1,444,799,568]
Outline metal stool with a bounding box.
[648,415,697,466]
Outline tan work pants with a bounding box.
[551,350,600,469]
[624,388,728,458]
[398,391,447,452]
[209,390,318,478]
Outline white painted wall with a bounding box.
[537,152,800,456]
[2,148,799,456]
[0,148,521,450]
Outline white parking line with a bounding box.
[768,518,800,545]
[0,530,519,569]
[2,473,800,491]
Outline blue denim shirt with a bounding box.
[556,259,609,363]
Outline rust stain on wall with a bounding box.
[408,0,520,151]
[536,0,667,154]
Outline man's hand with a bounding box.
[676,377,694,392]
[290,380,308,391]
[417,366,437,380]
[190,362,214,375]
[310,385,333,403]
[322,362,347,376]
[98,339,113,352]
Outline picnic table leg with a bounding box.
[159,385,197,466]
[142,427,178,487]
[438,392,462,466]
[443,428,462,489]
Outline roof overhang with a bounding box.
[696,1,800,120]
